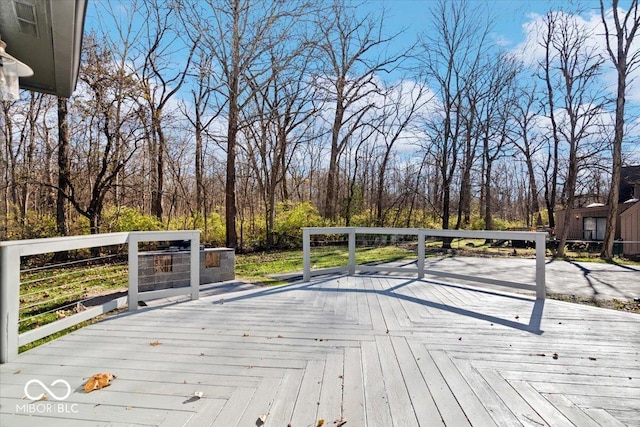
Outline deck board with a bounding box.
[1,273,639,426]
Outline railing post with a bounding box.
[0,245,20,363]
[128,235,139,311]
[303,228,310,282]
[190,232,200,301]
[348,228,356,275]
[535,233,546,299]
[418,230,425,279]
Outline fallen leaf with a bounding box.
[458,337,462,341]
[256,413,267,426]
[588,357,597,361]
[56,310,66,319]
[277,335,284,338]
[150,340,161,346]
[317,419,325,427]
[243,333,250,337]
[515,315,520,320]
[84,372,116,393]
[126,406,132,410]
[552,353,559,360]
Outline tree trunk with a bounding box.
[56,97,70,239]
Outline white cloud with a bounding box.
[512,6,640,102]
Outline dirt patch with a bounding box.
[548,293,640,314]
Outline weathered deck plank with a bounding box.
[1,273,639,426]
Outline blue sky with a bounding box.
[365,0,605,51]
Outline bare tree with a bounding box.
[510,84,546,227]
[316,0,405,220]
[599,0,640,258]
[180,0,301,248]
[421,0,491,244]
[539,11,606,256]
[479,54,520,231]
[177,43,222,231]
[136,0,197,221]
[58,34,143,234]
[56,97,70,237]
[373,80,431,226]
[242,44,319,247]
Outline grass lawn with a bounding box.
[235,245,416,285]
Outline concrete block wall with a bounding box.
[138,248,235,292]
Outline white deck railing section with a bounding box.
[0,230,200,363]
[303,227,547,298]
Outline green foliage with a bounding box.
[188,211,226,246]
[350,209,376,226]
[103,206,162,232]
[163,211,226,245]
[273,201,322,245]
[470,216,527,231]
[21,211,57,239]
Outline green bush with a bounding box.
[22,211,58,239]
[274,201,322,244]
[200,212,226,245]
[103,206,162,232]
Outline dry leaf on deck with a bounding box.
[84,372,116,393]
[150,340,161,346]
[317,419,325,426]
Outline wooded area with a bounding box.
[1,0,639,256]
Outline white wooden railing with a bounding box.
[0,230,200,363]
[303,227,547,299]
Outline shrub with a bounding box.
[274,201,322,245]
[103,206,162,232]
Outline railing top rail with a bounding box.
[302,227,547,240]
[0,230,200,257]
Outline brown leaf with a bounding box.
[84,372,116,393]
[243,333,250,337]
[317,419,325,427]
[150,340,161,346]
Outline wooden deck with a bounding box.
[1,274,639,426]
